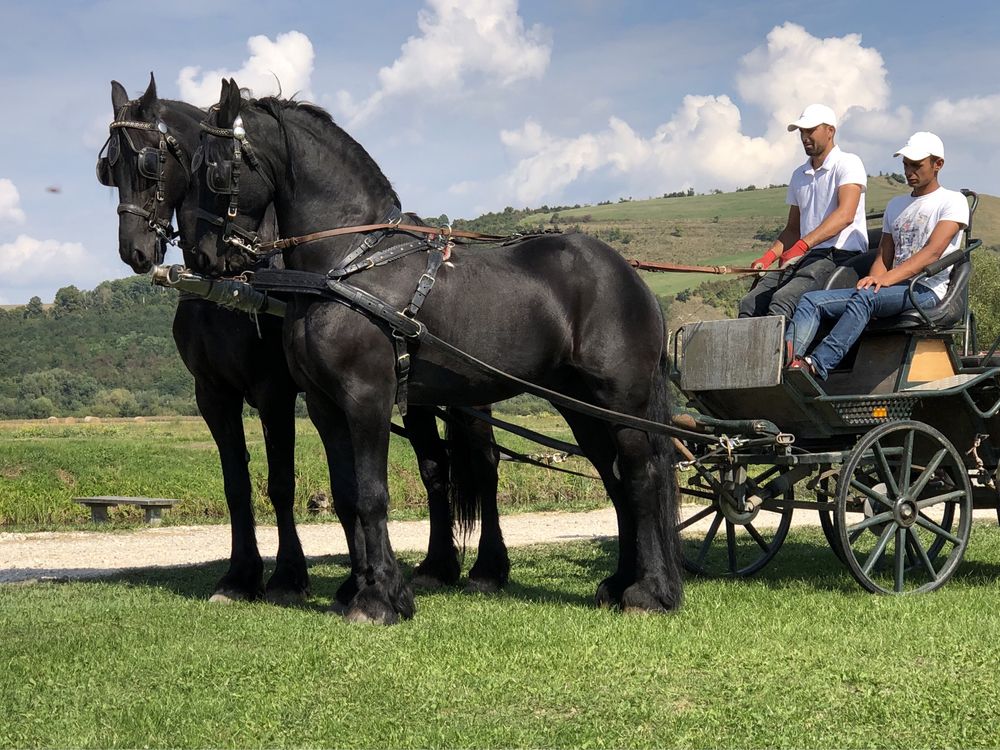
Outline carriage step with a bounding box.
[73,496,180,525]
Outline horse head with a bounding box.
[186,78,282,277]
[97,73,201,273]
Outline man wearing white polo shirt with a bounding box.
[738,103,869,319]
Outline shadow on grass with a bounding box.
[85,542,614,613]
[60,527,1000,611]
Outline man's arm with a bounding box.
[751,206,801,269]
[873,220,964,288]
[857,233,895,290]
[799,183,863,250]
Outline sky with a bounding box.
[2,0,1000,304]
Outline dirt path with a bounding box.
[3,507,995,584]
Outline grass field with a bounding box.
[0,416,606,530]
[3,525,1000,748]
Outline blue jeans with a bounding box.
[786,284,939,379]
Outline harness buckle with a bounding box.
[227,206,238,218]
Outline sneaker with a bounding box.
[787,356,816,376]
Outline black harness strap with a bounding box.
[249,268,742,442]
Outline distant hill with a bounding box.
[2,180,997,419]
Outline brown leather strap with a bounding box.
[627,259,783,275]
[260,223,511,251]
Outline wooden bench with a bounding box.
[73,496,180,525]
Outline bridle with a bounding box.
[96,103,189,244]
[193,114,275,257]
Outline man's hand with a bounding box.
[779,239,810,268]
[751,249,778,270]
[857,274,885,292]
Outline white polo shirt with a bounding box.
[786,145,868,252]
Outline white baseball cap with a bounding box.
[787,104,838,132]
[894,131,945,160]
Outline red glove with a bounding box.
[750,249,778,270]
[780,239,810,267]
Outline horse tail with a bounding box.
[445,407,499,538]
[646,348,685,606]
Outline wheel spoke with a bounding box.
[695,513,724,567]
[849,477,893,510]
[846,510,894,535]
[682,489,718,502]
[906,527,939,581]
[726,520,737,573]
[745,522,771,553]
[907,449,948,499]
[873,441,900,496]
[677,504,716,531]
[862,522,898,575]
[898,429,915,492]
[914,513,963,546]
[915,489,966,510]
[894,526,906,592]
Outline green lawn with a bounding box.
[0,416,605,530]
[3,525,1000,748]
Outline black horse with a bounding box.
[98,75,505,603]
[186,79,683,624]
[98,75,308,603]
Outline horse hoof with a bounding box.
[464,577,502,594]
[621,582,681,613]
[209,590,247,604]
[343,606,396,626]
[265,588,309,607]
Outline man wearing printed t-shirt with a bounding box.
[738,104,869,319]
[784,131,969,379]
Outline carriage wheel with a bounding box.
[814,471,847,564]
[677,463,793,577]
[836,421,972,594]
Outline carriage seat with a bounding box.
[820,190,978,333]
[821,235,976,333]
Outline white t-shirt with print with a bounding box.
[882,187,969,299]
[786,145,868,252]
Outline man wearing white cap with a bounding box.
[738,103,869,319]
[784,131,969,379]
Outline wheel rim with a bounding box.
[836,420,972,594]
[678,464,793,577]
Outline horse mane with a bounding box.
[245,94,401,208]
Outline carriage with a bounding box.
[668,189,1000,593]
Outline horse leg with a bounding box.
[333,396,414,624]
[613,423,684,613]
[405,407,461,589]
[196,382,264,602]
[556,409,635,608]
[257,388,310,605]
[306,394,364,610]
[449,407,507,593]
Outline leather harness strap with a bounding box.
[260,222,512,252]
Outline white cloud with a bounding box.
[336,0,551,125]
[0,235,89,284]
[924,94,1000,139]
[0,179,26,225]
[736,23,889,137]
[177,31,315,107]
[494,23,898,206]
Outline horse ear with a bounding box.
[111,80,128,114]
[138,72,158,114]
[218,77,241,127]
